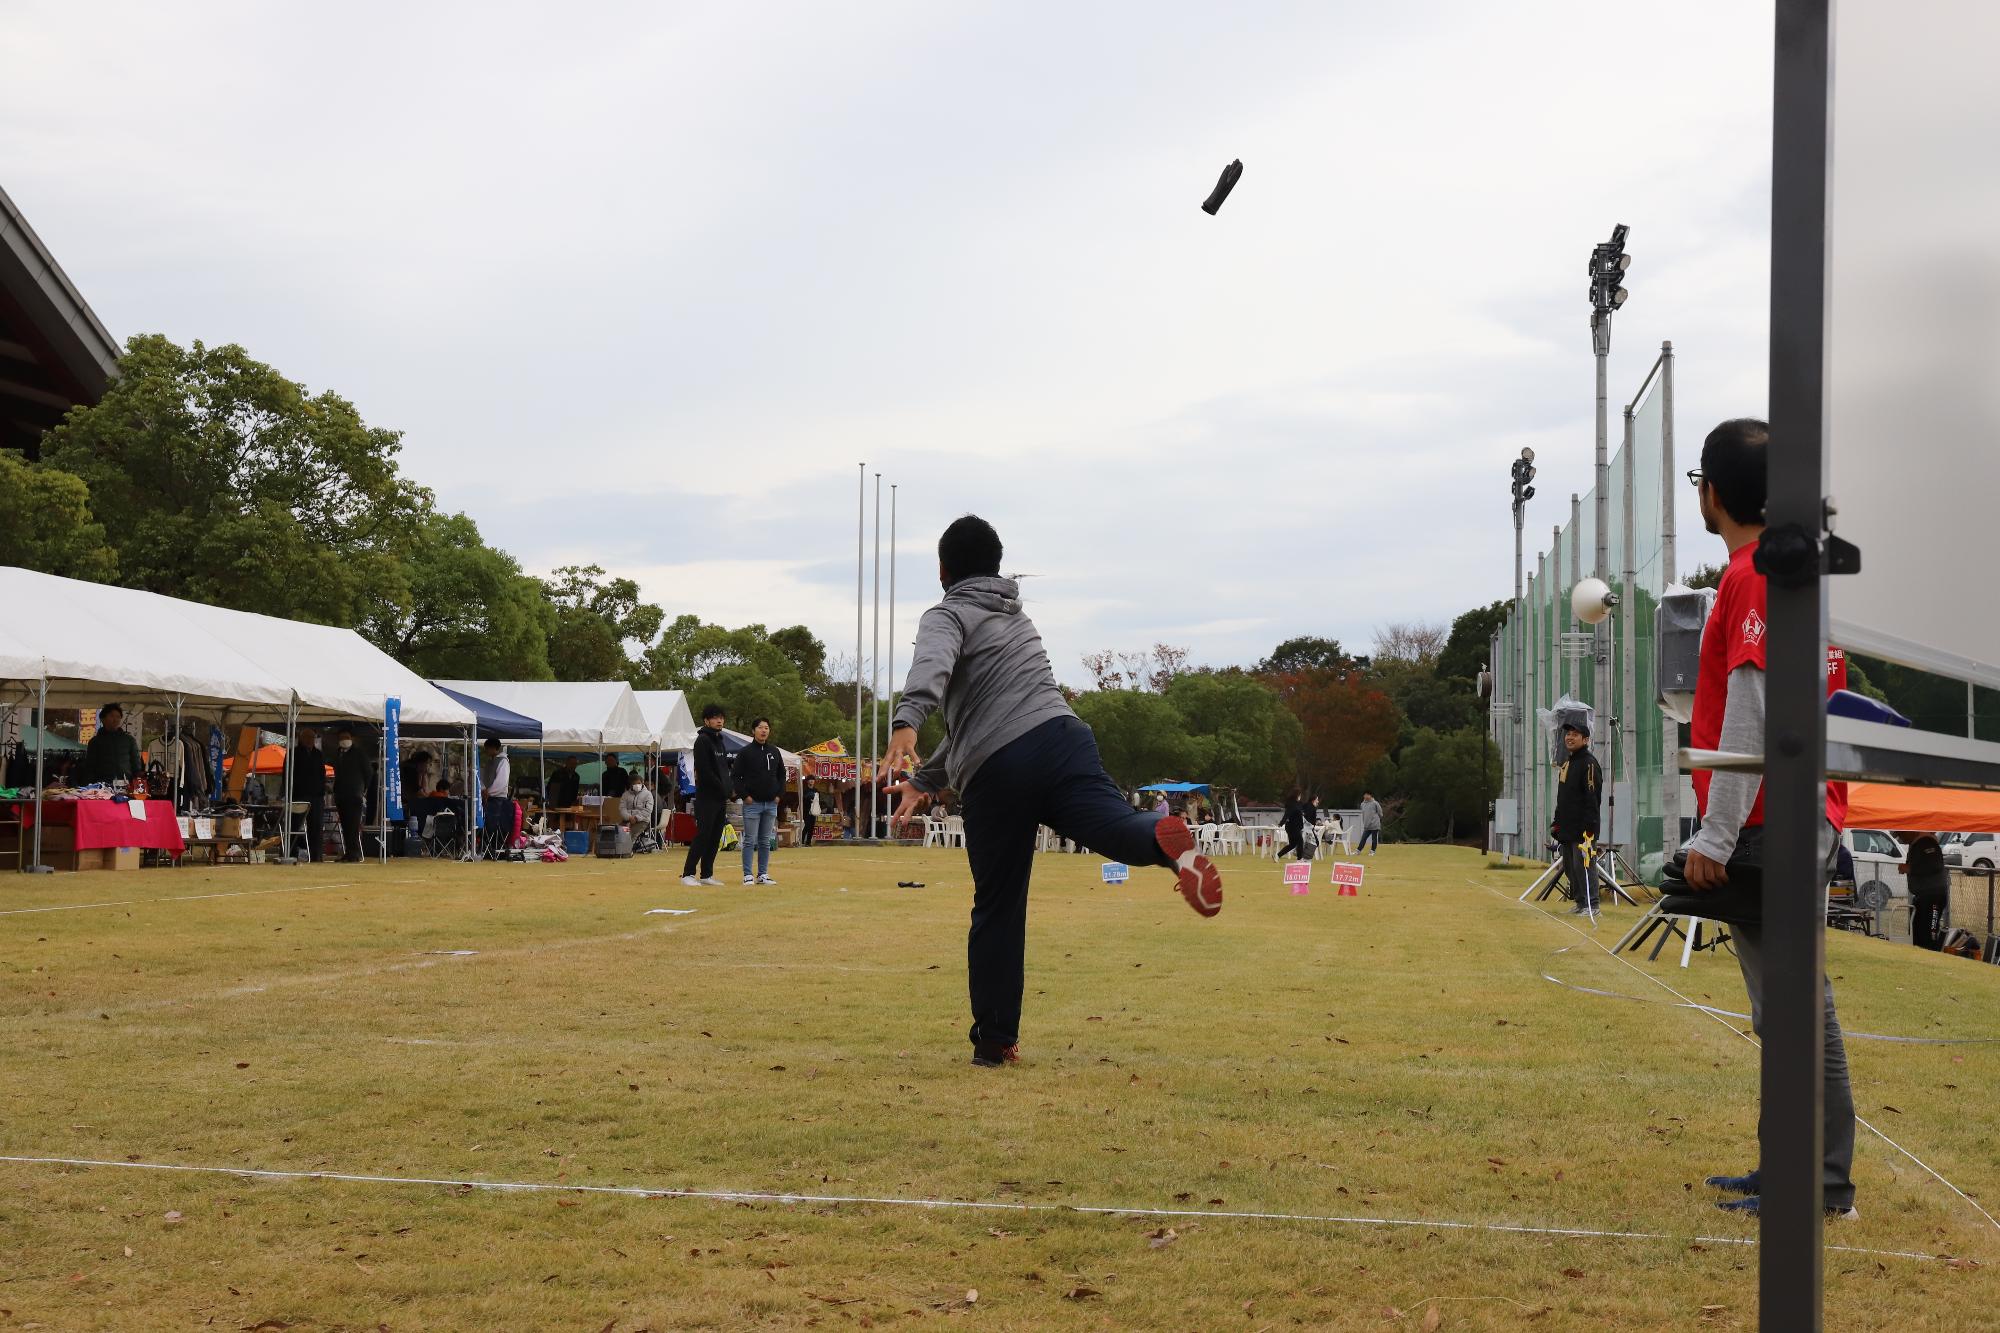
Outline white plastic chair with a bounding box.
[944,815,966,849]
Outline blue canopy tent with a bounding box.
[430,682,546,812]
[1138,781,1210,792]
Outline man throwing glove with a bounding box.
[884,515,1222,1068]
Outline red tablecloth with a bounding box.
[19,799,187,852]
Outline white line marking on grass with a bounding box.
[0,1154,1947,1264]
[0,881,359,917]
[1477,879,2000,1240]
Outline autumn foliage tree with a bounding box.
[1265,668,1400,801]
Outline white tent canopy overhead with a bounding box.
[435,680,653,749]
[173,598,474,728]
[634,689,697,752]
[0,566,297,715]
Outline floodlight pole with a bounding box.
[871,472,882,842]
[1762,0,1833,1323]
[855,463,865,837]
[887,483,898,830]
[1511,488,1527,863]
[1592,309,1612,743]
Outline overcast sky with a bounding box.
[2,0,1763,684]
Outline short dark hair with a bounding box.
[702,702,725,720]
[1700,418,1769,527]
[482,737,501,750]
[938,515,1003,584]
[751,716,771,730]
[99,703,123,721]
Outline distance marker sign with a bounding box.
[1330,862,1365,896]
[1101,863,1130,884]
[1283,861,1312,893]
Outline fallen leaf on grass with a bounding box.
[1946,1257,1983,1270]
[122,1246,132,1258]
[1420,1306,1441,1331]
[1561,1268,1585,1280]
[1880,1105,1901,1114]
[1063,1286,1100,1301]
[163,1211,183,1224]
[985,1228,1013,1238]
[234,1062,250,1069]
[1146,1227,1178,1249]
[964,1289,978,1304]
[769,1065,787,1072]
[1699,1305,1728,1320]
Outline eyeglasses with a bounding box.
[1685,468,1704,489]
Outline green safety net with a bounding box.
[1498,356,1675,880]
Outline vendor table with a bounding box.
[528,804,596,833]
[22,798,186,853]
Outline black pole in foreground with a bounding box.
[1762,0,1832,1324]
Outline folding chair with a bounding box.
[282,801,314,862]
[423,810,462,859]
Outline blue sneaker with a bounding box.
[1705,1171,1759,1196]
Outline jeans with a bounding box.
[960,715,1174,1050]
[1725,823,1857,1209]
[682,794,726,878]
[1356,828,1381,853]
[741,800,778,878]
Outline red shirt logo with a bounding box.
[1741,609,1766,648]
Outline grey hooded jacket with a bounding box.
[892,575,1074,795]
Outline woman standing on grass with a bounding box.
[1277,787,1309,861]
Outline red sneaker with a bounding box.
[1154,815,1221,917]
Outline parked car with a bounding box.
[1943,832,2000,870]
[1842,828,1907,905]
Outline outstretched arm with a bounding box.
[1687,663,1765,888]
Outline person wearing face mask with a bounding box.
[330,724,374,863]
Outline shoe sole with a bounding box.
[1155,816,1221,917]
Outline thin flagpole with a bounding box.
[871,471,882,841]
[855,463,865,839]
[887,483,897,834]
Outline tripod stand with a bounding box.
[1518,839,1643,908]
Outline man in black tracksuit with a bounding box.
[1550,721,1602,914]
[1906,833,1949,950]
[680,704,732,884]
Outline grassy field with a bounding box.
[2,842,1996,1330]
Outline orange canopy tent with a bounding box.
[1844,783,2000,835]
[223,744,331,777]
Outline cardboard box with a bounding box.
[46,849,111,872]
[218,816,251,839]
[109,847,142,871]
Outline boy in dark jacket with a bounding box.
[680,705,732,885]
[1551,721,1601,913]
[884,515,1222,1068]
[330,725,375,864]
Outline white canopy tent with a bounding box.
[433,680,652,749]
[0,566,478,869]
[634,689,697,752]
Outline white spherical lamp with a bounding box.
[1571,577,1618,625]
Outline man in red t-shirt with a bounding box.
[1684,417,1857,1221]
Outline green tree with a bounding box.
[363,510,554,680]
[1685,562,1725,591]
[40,334,426,624]
[541,564,665,681]
[1254,635,1352,676]
[0,451,117,579]
[696,662,847,752]
[1437,600,1508,687]
[1162,670,1300,800]
[1070,690,1196,788]
[1393,725,1500,841]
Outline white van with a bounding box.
[1841,828,1907,905]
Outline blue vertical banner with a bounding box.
[383,697,403,822]
[207,725,226,794]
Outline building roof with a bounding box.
[0,184,121,459]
